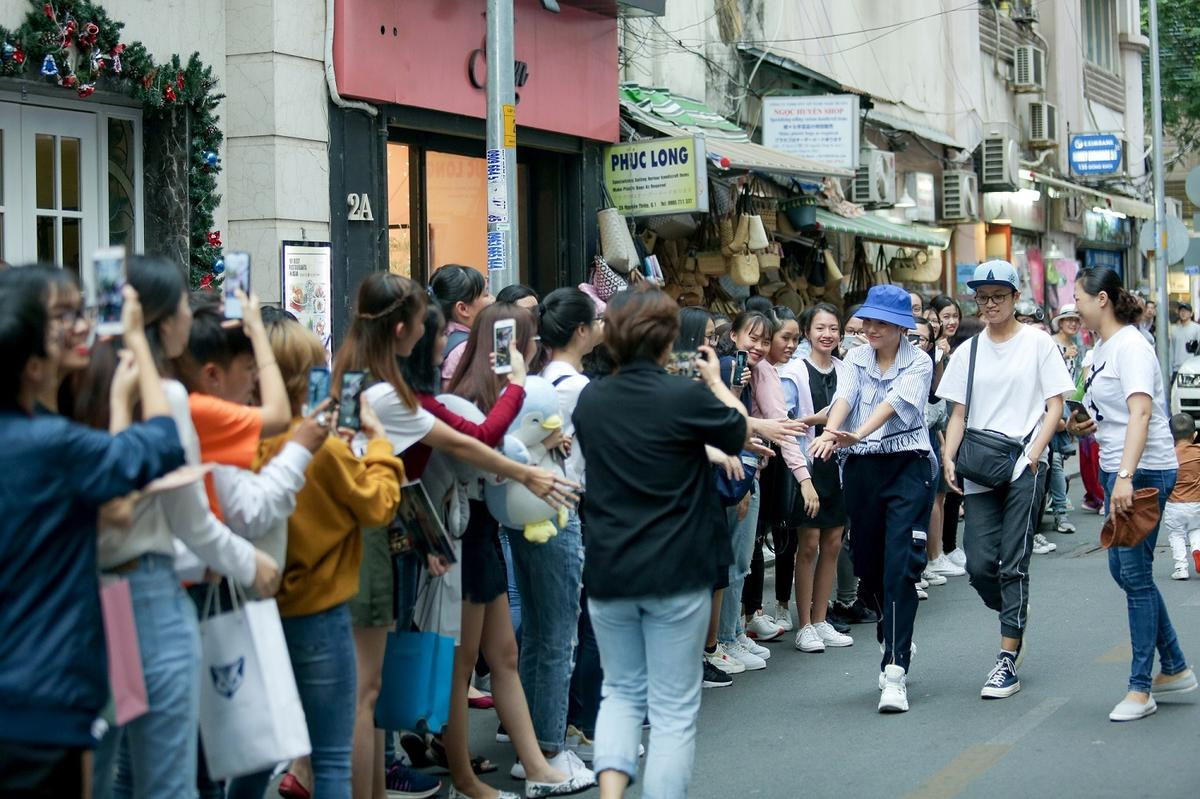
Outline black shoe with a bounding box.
[702,659,733,688]
[834,600,880,625]
[827,615,852,635]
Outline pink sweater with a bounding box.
[752,359,811,483]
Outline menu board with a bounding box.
[281,241,333,354]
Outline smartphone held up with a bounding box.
[493,318,516,375]
[223,251,251,320]
[337,371,367,430]
[93,247,126,337]
[306,367,331,416]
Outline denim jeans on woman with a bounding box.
[718,487,760,645]
[1101,468,1189,693]
[589,589,710,799]
[506,509,585,751]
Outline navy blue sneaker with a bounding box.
[386,763,442,799]
[981,653,1020,699]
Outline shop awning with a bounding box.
[619,83,853,179]
[814,209,951,249]
[865,108,964,149]
[1027,171,1154,219]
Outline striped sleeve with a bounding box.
[882,353,933,428]
[832,356,862,409]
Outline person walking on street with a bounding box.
[1069,266,1197,722]
[1169,302,1200,383]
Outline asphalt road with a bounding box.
[467,480,1200,799]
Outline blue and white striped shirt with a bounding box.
[833,338,933,458]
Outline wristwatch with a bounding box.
[1117,469,1132,480]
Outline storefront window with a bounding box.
[425,151,487,273]
[387,142,412,277]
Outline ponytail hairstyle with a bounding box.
[538,287,595,350]
[430,264,486,324]
[398,303,446,396]
[333,272,427,410]
[446,302,536,412]
[1076,266,1142,325]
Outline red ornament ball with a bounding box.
[720,156,731,169]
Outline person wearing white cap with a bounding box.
[1169,301,1200,382]
[809,284,934,714]
[1051,305,1084,379]
[937,260,1075,701]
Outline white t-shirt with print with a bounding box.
[542,360,590,487]
[363,382,436,455]
[937,325,1075,494]
[1084,324,1177,474]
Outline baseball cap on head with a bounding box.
[967,259,1019,292]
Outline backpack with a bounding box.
[442,329,470,363]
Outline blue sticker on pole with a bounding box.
[1069,133,1122,176]
[487,229,506,274]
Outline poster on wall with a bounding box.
[1055,259,1078,311]
[761,95,861,171]
[603,136,708,216]
[281,241,333,355]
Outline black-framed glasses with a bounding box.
[976,291,1015,307]
[907,333,930,345]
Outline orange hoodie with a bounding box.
[256,423,404,617]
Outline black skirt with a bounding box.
[461,500,508,605]
[787,456,846,529]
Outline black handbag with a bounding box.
[954,335,1028,489]
[756,442,796,527]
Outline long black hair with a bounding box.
[496,283,538,306]
[675,306,712,352]
[800,302,841,336]
[539,287,595,350]
[1076,266,1142,325]
[399,303,445,396]
[127,256,187,370]
[430,264,486,323]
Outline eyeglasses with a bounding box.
[976,292,1015,307]
[907,334,930,345]
[705,333,720,345]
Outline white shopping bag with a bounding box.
[198,583,311,781]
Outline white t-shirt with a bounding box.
[937,325,1075,494]
[1169,320,1200,372]
[542,360,590,487]
[1084,325,1177,474]
[363,382,436,455]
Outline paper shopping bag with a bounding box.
[198,586,311,781]
[99,578,149,726]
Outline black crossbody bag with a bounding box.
[954,335,1029,488]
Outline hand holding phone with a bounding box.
[1065,399,1090,421]
[93,247,127,337]
[493,319,516,375]
[306,367,331,416]
[666,350,701,379]
[223,252,251,320]
[731,350,750,389]
[337,371,367,430]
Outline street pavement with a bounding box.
[468,480,1200,799]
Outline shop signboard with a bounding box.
[761,95,861,171]
[602,136,708,217]
[1069,133,1122,176]
[282,241,333,355]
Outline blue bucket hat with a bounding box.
[967,259,1020,291]
[856,284,917,329]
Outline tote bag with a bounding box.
[375,574,455,735]
[598,185,639,274]
[198,582,311,781]
[99,577,149,726]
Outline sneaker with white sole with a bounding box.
[981,653,1020,699]
[813,620,853,647]
[1152,667,1198,697]
[565,725,593,761]
[922,569,947,586]
[795,624,826,653]
[738,633,771,659]
[745,611,785,642]
[701,659,733,688]
[770,601,794,632]
[1109,694,1157,722]
[1032,533,1057,554]
[878,665,909,712]
[928,553,966,576]
[917,577,929,590]
[1054,514,1076,533]
[513,750,596,787]
[724,639,767,670]
[1171,564,1190,580]
[946,548,967,568]
[916,585,928,600]
[704,645,745,674]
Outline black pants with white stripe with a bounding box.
[843,451,934,673]
[962,468,1038,641]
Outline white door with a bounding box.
[0,103,20,262]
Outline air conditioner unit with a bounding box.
[979,126,1020,191]
[851,149,897,206]
[1013,45,1045,92]
[1010,0,1039,23]
[941,170,979,221]
[1028,101,1058,148]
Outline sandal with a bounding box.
[399,731,437,769]
[427,734,497,774]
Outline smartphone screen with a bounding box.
[493,319,516,375]
[666,350,700,379]
[306,367,331,416]
[337,371,367,430]
[93,247,126,337]
[1066,399,1090,421]
[731,350,749,389]
[223,251,251,320]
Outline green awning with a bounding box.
[815,209,950,250]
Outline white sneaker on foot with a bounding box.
[738,632,771,659]
[704,644,745,674]
[1032,533,1057,554]
[878,665,909,712]
[917,577,929,589]
[795,624,826,653]
[745,611,785,642]
[1171,565,1190,580]
[724,640,767,671]
[922,569,947,586]
[813,620,853,647]
[928,553,966,576]
[1109,694,1157,722]
[946,548,967,568]
[1054,514,1077,533]
[770,601,794,632]
[916,585,929,600]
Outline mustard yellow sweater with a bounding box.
[256,426,404,617]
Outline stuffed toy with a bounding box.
[484,375,569,543]
[423,394,492,538]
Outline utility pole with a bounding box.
[485,0,519,293]
[1148,0,1170,380]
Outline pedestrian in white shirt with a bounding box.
[939,260,1074,702]
[1169,302,1200,380]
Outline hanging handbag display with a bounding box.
[844,242,874,306]
[597,185,639,274]
[953,335,1031,489]
[591,256,629,302]
[695,217,728,276]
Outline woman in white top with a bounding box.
[940,260,1074,702]
[1068,266,1196,722]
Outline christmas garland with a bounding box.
[0,1,224,289]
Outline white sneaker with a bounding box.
[1171,564,1190,580]
[724,640,767,671]
[795,624,826,653]
[928,553,966,576]
[1054,515,1077,533]
[917,577,929,590]
[916,585,928,600]
[878,665,909,713]
[946,548,967,568]
[704,644,745,674]
[770,601,794,632]
[738,632,771,659]
[1109,694,1157,722]
[1032,533,1057,554]
[922,569,947,586]
[745,611,785,642]
[813,620,853,647]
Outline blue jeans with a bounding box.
[719,488,760,645]
[105,555,200,799]
[1048,451,1069,514]
[588,590,710,799]
[499,528,523,639]
[1101,468,1189,693]
[507,510,585,751]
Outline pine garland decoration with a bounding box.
[0,1,224,289]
